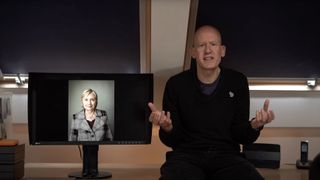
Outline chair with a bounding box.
[242,143,280,169]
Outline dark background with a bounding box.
[196,0,320,78]
[0,0,141,74]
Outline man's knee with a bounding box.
[212,161,264,180]
[160,161,206,180]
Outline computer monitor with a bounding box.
[28,72,153,179]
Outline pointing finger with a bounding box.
[263,99,270,111]
[148,102,158,112]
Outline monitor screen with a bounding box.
[28,72,153,145]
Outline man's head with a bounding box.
[191,25,226,71]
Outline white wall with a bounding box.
[0,88,28,124]
[151,0,191,106]
[250,91,320,127]
[12,93,28,124]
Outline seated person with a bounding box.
[148,25,275,180]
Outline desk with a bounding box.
[24,168,159,180]
[23,164,308,180]
[257,166,308,180]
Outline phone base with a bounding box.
[296,159,312,169]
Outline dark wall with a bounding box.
[196,0,320,78]
[0,0,141,74]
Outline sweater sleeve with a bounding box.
[159,79,185,148]
[231,74,261,144]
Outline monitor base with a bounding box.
[69,171,112,179]
[68,145,112,179]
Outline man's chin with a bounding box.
[200,63,218,70]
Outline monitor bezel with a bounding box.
[28,72,153,145]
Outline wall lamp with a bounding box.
[1,73,28,88]
[307,78,317,88]
[3,74,28,85]
[248,78,319,91]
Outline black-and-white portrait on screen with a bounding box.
[68,80,115,141]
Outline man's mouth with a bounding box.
[204,56,213,61]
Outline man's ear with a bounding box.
[190,47,196,59]
[221,45,226,58]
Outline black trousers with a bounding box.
[159,150,264,180]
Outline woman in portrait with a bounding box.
[69,89,113,141]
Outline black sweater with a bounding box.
[159,67,260,152]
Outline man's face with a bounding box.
[192,28,226,71]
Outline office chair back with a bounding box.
[243,143,280,169]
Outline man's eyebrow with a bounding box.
[195,41,221,45]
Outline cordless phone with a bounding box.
[300,141,309,163]
[296,140,312,169]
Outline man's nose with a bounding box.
[205,44,212,53]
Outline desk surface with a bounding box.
[24,165,309,180]
[24,168,159,180]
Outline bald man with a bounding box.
[148,25,274,180]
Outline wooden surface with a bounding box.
[23,165,309,180]
[24,168,159,180]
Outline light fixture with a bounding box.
[249,84,318,91]
[248,78,320,91]
[2,73,28,86]
[15,74,23,85]
[307,78,317,88]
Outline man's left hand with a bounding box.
[251,99,275,129]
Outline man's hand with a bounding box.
[148,102,173,132]
[251,99,275,129]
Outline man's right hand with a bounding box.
[148,102,173,132]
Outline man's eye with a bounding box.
[210,42,216,46]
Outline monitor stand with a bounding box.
[68,145,112,179]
